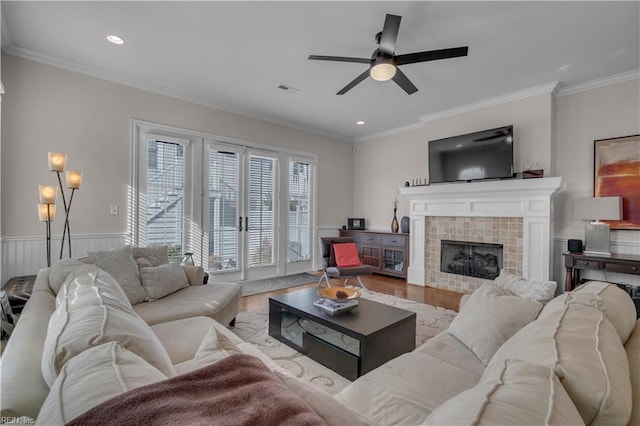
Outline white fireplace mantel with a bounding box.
[399,177,566,286]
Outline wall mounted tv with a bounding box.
[428,125,514,184]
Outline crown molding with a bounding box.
[4,46,352,143]
[555,69,640,96]
[418,82,559,123]
[354,121,424,143]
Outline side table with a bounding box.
[563,252,640,292]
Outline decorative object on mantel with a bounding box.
[401,216,410,233]
[391,189,399,233]
[409,178,429,187]
[594,134,640,230]
[573,196,622,257]
[46,152,83,260]
[37,187,57,267]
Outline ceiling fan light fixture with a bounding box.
[370,61,396,81]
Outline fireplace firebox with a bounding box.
[440,240,503,280]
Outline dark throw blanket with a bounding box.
[66,353,328,426]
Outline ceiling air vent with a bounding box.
[277,84,301,94]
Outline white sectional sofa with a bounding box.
[1,253,638,425]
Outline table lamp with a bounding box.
[573,196,622,257]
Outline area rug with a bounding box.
[239,273,319,297]
[230,291,457,395]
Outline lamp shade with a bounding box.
[39,185,57,204]
[573,196,622,221]
[37,203,56,222]
[48,152,67,172]
[65,170,83,189]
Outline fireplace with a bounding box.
[441,240,503,280]
[399,177,566,292]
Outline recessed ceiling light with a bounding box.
[107,35,124,45]
[356,121,365,125]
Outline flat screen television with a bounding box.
[428,125,514,184]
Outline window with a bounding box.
[288,160,311,261]
[248,155,275,267]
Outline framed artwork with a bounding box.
[594,134,640,230]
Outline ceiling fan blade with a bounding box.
[395,46,469,65]
[392,68,418,95]
[308,55,370,64]
[337,69,371,95]
[379,14,402,54]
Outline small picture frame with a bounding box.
[348,218,365,230]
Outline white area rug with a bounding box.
[230,291,457,395]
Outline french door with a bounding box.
[205,143,278,281]
[132,120,315,282]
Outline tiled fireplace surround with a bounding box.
[400,177,566,294]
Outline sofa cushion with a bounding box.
[42,270,176,386]
[88,246,147,305]
[139,262,189,301]
[626,320,640,426]
[48,259,87,294]
[493,269,557,303]
[37,342,167,425]
[132,245,169,267]
[448,282,542,365]
[275,370,373,425]
[485,303,632,425]
[424,359,584,425]
[174,326,242,374]
[414,330,487,378]
[133,282,241,326]
[335,352,481,424]
[542,281,637,344]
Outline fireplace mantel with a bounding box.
[400,177,566,287]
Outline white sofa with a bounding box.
[1,257,638,424]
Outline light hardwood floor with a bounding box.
[239,273,464,312]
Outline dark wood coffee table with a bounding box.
[268,288,416,380]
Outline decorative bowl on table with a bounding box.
[317,287,361,302]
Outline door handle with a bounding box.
[238,216,243,232]
[245,216,249,232]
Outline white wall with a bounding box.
[1,53,354,280]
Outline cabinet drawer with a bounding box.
[381,235,405,247]
[360,234,380,245]
[575,259,602,270]
[605,262,640,275]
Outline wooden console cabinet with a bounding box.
[340,230,409,279]
[563,252,640,291]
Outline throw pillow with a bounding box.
[174,326,242,374]
[49,260,92,295]
[132,245,169,267]
[139,262,189,301]
[88,246,147,305]
[42,270,177,386]
[332,242,362,267]
[424,359,584,425]
[493,269,557,303]
[448,282,543,365]
[37,342,167,425]
[135,257,153,268]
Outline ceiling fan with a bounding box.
[308,14,468,95]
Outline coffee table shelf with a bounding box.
[268,288,416,380]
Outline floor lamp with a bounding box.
[38,185,57,267]
[48,152,82,260]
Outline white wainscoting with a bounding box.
[1,234,128,283]
[552,238,640,292]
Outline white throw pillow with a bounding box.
[132,245,169,267]
[37,342,167,425]
[42,271,176,386]
[424,359,584,425]
[88,246,147,305]
[174,326,242,374]
[48,259,88,294]
[493,269,557,303]
[139,262,189,301]
[448,282,543,365]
